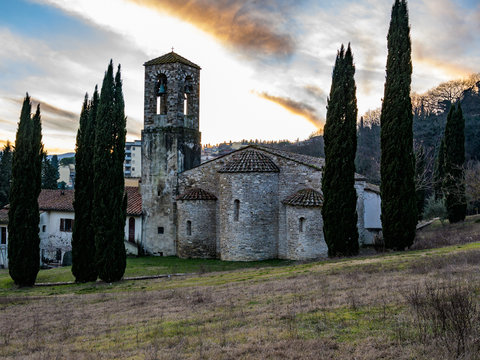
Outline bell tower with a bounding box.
[141,51,201,255]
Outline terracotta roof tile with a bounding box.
[5,187,143,217]
[144,51,201,69]
[125,186,143,216]
[38,189,74,212]
[177,188,217,201]
[0,208,8,223]
[283,188,324,207]
[365,183,380,194]
[219,149,280,173]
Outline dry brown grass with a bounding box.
[0,244,479,359]
[412,215,480,250]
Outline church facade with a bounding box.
[140,52,381,261]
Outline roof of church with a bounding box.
[2,187,142,217]
[218,149,280,173]
[256,145,325,170]
[177,188,217,201]
[283,188,324,207]
[144,51,201,69]
[185,144,367,180]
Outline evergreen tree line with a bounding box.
[8,95,44,286]
[41,154,60,189]
[0,144,60,209]
[322,44,359,257]
[356,79,480,187]
[0,142,13,208]
[72,60,127,283]
[433,104,467,223]
[323,0,419,253]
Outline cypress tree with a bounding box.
[322,44,359,257]
[0,141,13,208]
[443,103,466,223]
[8,95,43,286]
[380,0,417,250]
[72,90,99,282]
[93,62,126,282]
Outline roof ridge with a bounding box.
[144,51,201,69]
[283,188,324,207]
[218,148,279,173]
[177,187,217,201]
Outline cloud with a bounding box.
[255,91,324,129]
[7,96,79,133]
[304,85,326,101]
[128,0,295,59]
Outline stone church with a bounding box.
[140,52,382,261]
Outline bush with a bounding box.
[423,195,448,221]
[406,282,480,358]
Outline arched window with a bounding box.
[183,76,192,116]
[156,74,167,115]
[234,199,240,221]
[186,220,192,236]
[299,217,305,233]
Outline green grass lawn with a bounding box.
[0,256,291,290]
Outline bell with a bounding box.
[157,83,166,95]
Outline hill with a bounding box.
[1,216,479,359]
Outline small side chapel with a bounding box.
[140,51,382,261]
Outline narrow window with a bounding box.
[158,227,164,234]
[156,75,167,115]
[183,94,189,115]
[186,221,192,236]
[234,199,240,221]
[128,217,135,243]
[0,227,6,245]
[42,225,46,233]
[299,217,305,233]
[183,76,192,116]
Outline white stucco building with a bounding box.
[0,187,142,267]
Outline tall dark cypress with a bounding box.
[380,0,417,250]
[443,103,466,223]
[93,62,126,282]
[8,95,43,286]
[322,44,359,257]
[0,141,13,208]
[72,90,99,282]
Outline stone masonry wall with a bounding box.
[177,146,372,260]
[285,206,327,260]
[177,200,216,258]
[219,172,279,261]
[141,60,201,256]
[144,62,200,129]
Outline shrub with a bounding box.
[406,282,480,358]
[423,195,448,221]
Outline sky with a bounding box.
[0,0,479,154]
